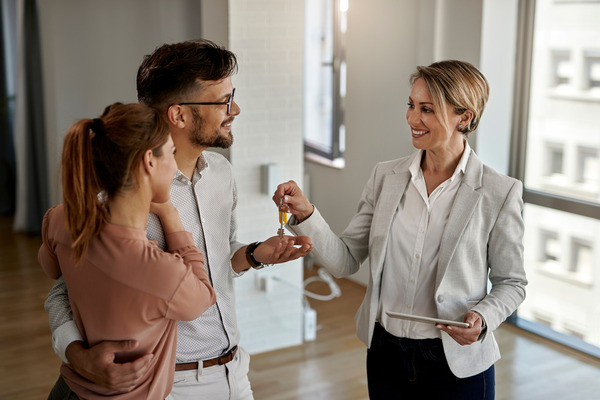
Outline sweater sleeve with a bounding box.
[163,231,216,321]
[38,207,62,279]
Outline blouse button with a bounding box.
[437,295,445,303]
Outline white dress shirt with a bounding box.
[379,142,471,339]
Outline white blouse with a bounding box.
[379,142,472,339]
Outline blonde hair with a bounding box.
[409,60,489,135]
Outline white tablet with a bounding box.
[386,311,470,328]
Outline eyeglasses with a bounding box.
[178,88,236,115]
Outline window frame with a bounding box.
[509,0,600,358]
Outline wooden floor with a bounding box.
[1,214,600,400]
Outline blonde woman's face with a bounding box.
[406,78,463,153]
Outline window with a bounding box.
[584,51,600,90]
[550,50,572,88]
[303,0,347,167]
[545,143,564,177]
[570,238,593,280]
[512,0,600,357]
[538,229,560,263]
[576,146,598,185]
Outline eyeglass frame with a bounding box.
[178,88,236,115]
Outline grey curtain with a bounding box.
[13,0,48,234]
[0,1,16,215]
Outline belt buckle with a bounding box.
[217,354,227,365]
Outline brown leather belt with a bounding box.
[175,346,238,371]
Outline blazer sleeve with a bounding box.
[288,164,378,278]
[471,179,527,334]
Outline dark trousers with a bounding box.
[48,375,79,400]
[367,323,495,400]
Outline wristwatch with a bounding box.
[245,241,271,270]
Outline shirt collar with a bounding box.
[408,141,472,182]
[173,153,209,184]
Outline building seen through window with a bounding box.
[517,0,600,354]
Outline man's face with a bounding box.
[186,77,240,149]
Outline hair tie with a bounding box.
[90,118,103,137]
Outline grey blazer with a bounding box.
[288,151,527,378]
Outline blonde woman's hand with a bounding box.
[273,180,314,223]
[436,311,484,346]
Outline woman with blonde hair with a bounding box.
[39,103,216,399]
[276,60,527,399]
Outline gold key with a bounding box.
[278,198,289,238]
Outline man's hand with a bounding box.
[65,340,153,392]
[436,311,483,346]
[273,180,314,223]
[254,235,313,265]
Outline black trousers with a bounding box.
[367,323,495,400]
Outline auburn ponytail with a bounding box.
[60,103,170,262]
[61,119,105,262]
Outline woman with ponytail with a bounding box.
[38,103,216,399]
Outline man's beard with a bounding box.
[189,108,234,149]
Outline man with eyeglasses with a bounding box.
[44,39,313,400]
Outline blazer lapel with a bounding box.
[436,153,483,286]
[369,167,411,283]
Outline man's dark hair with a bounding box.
[136,39,238,110]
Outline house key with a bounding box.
[278,198,289,238]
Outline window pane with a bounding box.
[304,0,334,153]
[520,204,599,346]
[518,0,600,354]
[524,0,600,203]
[303,0,346,161]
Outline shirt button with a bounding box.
[415,254,420,259]
[437,295,445,303]
[201,218,206,224]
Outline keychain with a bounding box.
[278,198,289,238]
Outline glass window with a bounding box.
[551,50,572,88]
[545,143,564,176]
[538,229,560,263]
[513,0,600,357]
[576,146,598,186]
[303,0,347,166]
[584,51,600,90]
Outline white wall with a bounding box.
[478,0,519,176]
[39,0,203,205]
[229,0,306,354]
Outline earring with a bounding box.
[458,124,463,129]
